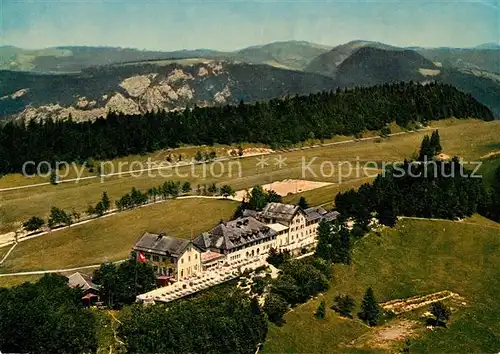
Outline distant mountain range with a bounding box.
[0,40,499,121]
[0,41,332,73]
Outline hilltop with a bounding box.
[304,40,402,77]
[264,217,500,353]
[304,41,500,116]
[235,40,332,70]
[335,47,438,86]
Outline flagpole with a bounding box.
[134,252,138,297]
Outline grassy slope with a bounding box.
[0,198,237,274]
[0,274,43,287]
[264,217,500,353]
[1,119,499,232]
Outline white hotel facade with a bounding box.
[133,202,339,283]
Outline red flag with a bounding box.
[137,251,147,263]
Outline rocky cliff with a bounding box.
[0,60,337,121]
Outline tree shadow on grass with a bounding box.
[425,318,447,328]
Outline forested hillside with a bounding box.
[0,82,493,175]
[0,62,337,120]
[335,159,488,226]
[335,47,437,86]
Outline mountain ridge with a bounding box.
[1,39,499,120]
[0,61,338,121]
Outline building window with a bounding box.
[188,256,191,262]
[181,258,184,264]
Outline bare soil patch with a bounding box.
[348,319,419,351]
[234,179,332,201]
[371,320,418,347]
[226,147,274,157]
[436,153,452,160]
[380,290,465,315]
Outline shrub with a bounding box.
[332,294,355,318]
[263,293,288,324]
[315,300,326,319]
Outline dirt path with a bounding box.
[0,242,17,265]
[0,195,240,249]
[0,259,126,277]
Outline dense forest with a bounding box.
[0,274,98,353]
[335,158,489,226]
[0,273,267,354]
[0,82,493,175]
[118,289,267,354]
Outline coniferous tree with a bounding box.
[430,130,442,155]
[430,301,451,327]
[181,181,191,194]
[315,300,326,319]
[314,220,333,261]
[418,135,433,161]
[48,207,72,228]
[49,170,58,185]
[481,165,500,222]
[359,287,381,326]
[298,196,309,209]
[220,184,235,198]
[207,183,218,195]
[267,190,282,203]
[338,228,352,265]
[101,191,111,212]
[248,185,269,211]
[23,216,45,231]
[332,294,356,318]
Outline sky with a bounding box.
[0,0,499,51]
